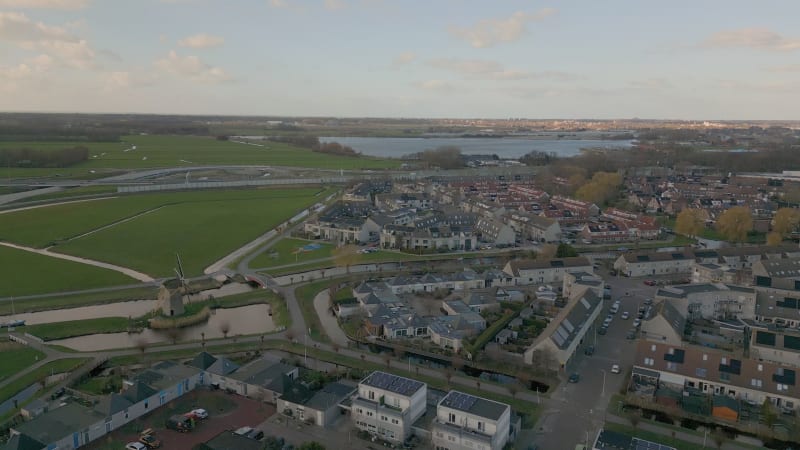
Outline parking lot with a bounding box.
[87,389,275,450]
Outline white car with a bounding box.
[621,312,630,320]
[633,318,642,328]
[190,408,208,419]
[611,364,621,374]
[126,443,147,450]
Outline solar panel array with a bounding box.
[632,438,676,450]
[364,371,423,396]
[441,391,477,412]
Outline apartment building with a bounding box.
[432,391,511,450]
[351,372,427,444]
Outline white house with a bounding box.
[432,391,511,450]
[351,371,427,444]
[503,257,593,285]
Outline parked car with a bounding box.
[611,364,621,374]
[621,312,630,320]
[190,408,208,419]
[644,279,656,286]
[598,326,608,335]
[139,432,161,449]
[166,415,194,433]
[643,298,653,306]
[626,330,636,340]
[584,345,595,356]
[633,318,642,328]
[126,443,147,450]
[568,373,580,383]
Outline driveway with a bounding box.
[313,290,350,347]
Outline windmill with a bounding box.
[157,253,189,316]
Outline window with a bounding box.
[644,357,655,366]
[758,364,763,372]
[381,415,388,421]
[477,421,484,431]
[144,401,149,410]
[448,436,456,442]
[696,368,707,378]
[369,391,375,400]
[703,354,708,361]
[720,372,730,381]
[778,383,789,391]
[751,379,763,388]
[391,419,399,424]
[448,413,456,423]
[721,357,727,365]
[667,362,677,371]
[367,411,374,417]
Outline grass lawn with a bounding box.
[19,317,132,341]
[0,135,399,177]
[0,286,158,315]
[0,358,89,405]
[0,343,45,382]
[0,245,137,297]
[294,280,336,343]
[250,238,335,268]
[74,374,122,395]
[0,187,331,277]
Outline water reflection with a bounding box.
[50,304,276,351]
[12,300,158,325]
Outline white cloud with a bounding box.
[766,64,800,72]
[0,53,52,92]
[449,8,556,48]
[704,28,800,51]
[392,51,416,66]
[154,50,232,83]
[412,79,457,93]
[0,0,88,9]
[178,33,225,49]
[628,78,672,90]
[323,0,345,10]
[427,58,576,81]
[0,11,75,42]
[268,0,289,7]
[20,39,95,68]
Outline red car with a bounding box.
[644,280,656,286]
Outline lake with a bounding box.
[319,136,634,159]
[49,304,276,351]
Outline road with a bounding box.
[532,265,663,449]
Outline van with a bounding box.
[165,415,194,433]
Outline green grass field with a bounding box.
[0,245,137,297]
[0,358,89,405]
[0,187,331,277]
[250,238,335,268]
[0,135,399,177]
[0,343,45,382]
[20,317,131,341]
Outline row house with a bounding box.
[632,341,800,412]
[602,208,660,240]
[12,362,203,450]
[549,195,600,218]
[374,193,432,211]
[505,213,561,243]
[380,225,477,251]
[503,257,593,285]
[581,222,628,244]
[525,289,602,370]
[750,325,800,368]
[654,283,756,322]
[475,217,516,246]
[613,250,696,277]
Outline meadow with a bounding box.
[46,187,331,276]
[0,245,136,297]
[0,135,399,177]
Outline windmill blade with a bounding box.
[175,253,186,279]
[174,268,183,280]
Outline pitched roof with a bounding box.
[189,352,217,370]
[121,380,157,403]
[504,257,591,276]
[1,433,45,450]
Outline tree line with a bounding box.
[0,146,89,168]
[266,136,360,157]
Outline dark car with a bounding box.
[584,345,595,356]
[568,373,580,383]
[626,330,636,340]
[644,279,656,286]
[597,326,608,335]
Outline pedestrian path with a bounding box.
[605,413,760,450]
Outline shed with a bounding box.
[712,395,739,421]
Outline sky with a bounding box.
[0,0,799,119]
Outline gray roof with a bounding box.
[506,257,591,276]
[656,283,753,299]
[755,257,800,279]
[361,371,424,397]
[231,358,296,391]
[549,290,602,350]
[15,402,104,445]
[203,431,263,450]
[755,291,800,321]
[439,390,509,421]
[94,393,133,416]
[305,382,357,410]
[659,300,687,337]
[1,433,45,450]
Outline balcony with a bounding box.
[433,419,493,444]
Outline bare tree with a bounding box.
[219,321,231,339]
[476,380,481,391]
[628,410,641,429]
[135,338,148,363]
[165,327,183,345]
[332,343,340,354]
[517,371,531,390]
[383,355,391,368]
[712,429,727,449]
[507,383,519,399]
[285,328,296,343]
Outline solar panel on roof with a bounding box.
[550,260,564,267]
[562,318,575,333]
